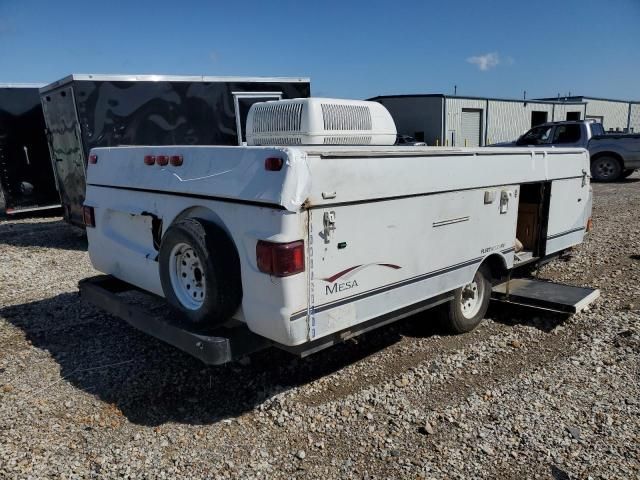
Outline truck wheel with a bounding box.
[440,265,491,334]
[621,169,635,179]
[159,217,242,328]
[591,156,622,182]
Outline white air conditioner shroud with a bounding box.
[246,97,397,146]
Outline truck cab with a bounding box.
[514,120,604,148]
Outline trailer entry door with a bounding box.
[41,86,86,224]
[232,92,282,145]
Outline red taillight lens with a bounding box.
[586,217,593,232]
[157,155,169,166]
[256,240,305,277]
[144,155,156,165]
[88,154,98,164]
[83,205,95,228]
[265,157,284,171]
[170,155,183,166]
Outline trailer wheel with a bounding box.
[591,156,622,182]
[441,265,491,334]
[159,218,242,328]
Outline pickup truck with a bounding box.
[500,120,640,182]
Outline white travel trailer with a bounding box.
[81,98,596,363]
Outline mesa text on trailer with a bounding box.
[80,98,596,362]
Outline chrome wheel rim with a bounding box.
[460,271,485,319]
[169,242,206,310]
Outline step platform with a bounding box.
[491,278,600,314]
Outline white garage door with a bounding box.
[461,109,482,147]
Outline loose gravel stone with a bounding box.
[1,177,639,478]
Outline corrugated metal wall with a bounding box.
[445,97,486,146]
[584,99,630,131]
[629,103,640,133]
[375,96,443,144]
[486,101,553,144]
[551,103,585,122]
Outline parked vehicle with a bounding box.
[0,85,59,215]
[81,99,595,362]
[497,120,640,182]
[395,134,426,146]
[40,74,311,226]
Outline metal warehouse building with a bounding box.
[369,94,587,147]
[537,96,640,133]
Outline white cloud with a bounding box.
[467,52,501,71]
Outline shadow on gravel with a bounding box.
[0,293,446,427]
[488,302,569,333]
[550,464,571,480]
[0,220,86,251]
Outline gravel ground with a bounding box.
[0,176,639,479]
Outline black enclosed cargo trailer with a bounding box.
[40,74,311,226]
[0,85,59,215]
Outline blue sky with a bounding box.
[1,0,639,100]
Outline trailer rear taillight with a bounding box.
[256,240,305,277]
[170,155,183,166]
[144,155,156,165]
[89,154,98,164]
[157,155,169,166]
[83,205,95,228]
[265,157,284,171]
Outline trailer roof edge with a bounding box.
[0,83,47,88]
[39,74,311,93]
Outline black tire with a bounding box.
[621,169,636,179]
[590,156,622,182]
[440,265,492,334]
[159,217,242,328]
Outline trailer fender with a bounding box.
[480,253,509,284]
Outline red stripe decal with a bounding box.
[322,263,402,283]
[323,265,363,283]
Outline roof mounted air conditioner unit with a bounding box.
[246,98,397,146]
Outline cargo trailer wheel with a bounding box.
[591,156,622,182]
[159,218,242,328]
[440,265,491,334]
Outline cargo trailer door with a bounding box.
[232,92,282,145]
[42,86,86,225]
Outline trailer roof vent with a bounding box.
[246,98,396,146]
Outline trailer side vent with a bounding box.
[246,98,396,146]
[251,102,303,133]
[321,104,372,131]
[323,136,372,145]
[250,136,302,145]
